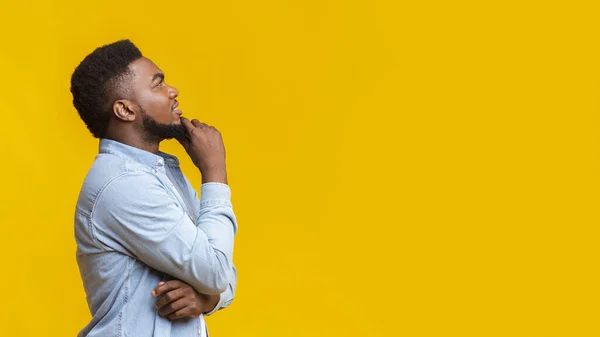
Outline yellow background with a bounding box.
[0,0,598,336]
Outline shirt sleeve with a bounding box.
[91,171,237,295]
[189,182,238,315]
[205,265,237,315]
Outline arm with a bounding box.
[152,265,235,320]
[152,179,238,319]
[92,172,237,295]
[184,176,238,314]
[152,117,238,315]
[186,177,238,314]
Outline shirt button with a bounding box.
[198,329,202,335]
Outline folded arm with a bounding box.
[92,172,237,295]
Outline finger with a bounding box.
[197,121,211,129]
[167,307,192,321]
[154,280,182,296]
[176,135,190,149]
[158,298,188,317]
[191,119,203,128]
[152,280,183,297]
[155,288,186,309]
[151,282,165,296]
[180,117,195,133]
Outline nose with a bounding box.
[168,85,179,99]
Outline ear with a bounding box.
[112,100,138,121]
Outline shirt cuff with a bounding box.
[204,286,231,316]
[200,183,231,205]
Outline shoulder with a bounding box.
[76,154,160,213]
[95,170,166,206]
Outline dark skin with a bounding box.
[152,280,221,320]
[105,57,228,182]
[104,57,182,153]
[104,57,227,320]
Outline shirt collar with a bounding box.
[157,151,181,167]
[99,138,179,169]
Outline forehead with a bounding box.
[128,57,163,81]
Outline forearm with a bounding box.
[96,173,237,295]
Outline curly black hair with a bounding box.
[70,39,142,138]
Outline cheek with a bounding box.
[141,92,172,121]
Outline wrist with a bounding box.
[200,167,228,184]
[202,294,221,314]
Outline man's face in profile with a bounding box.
[128,57,186,141]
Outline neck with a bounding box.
[104,129,161,154]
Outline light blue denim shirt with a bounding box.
[75,139,237,337]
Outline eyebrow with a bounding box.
[152,73,165,83]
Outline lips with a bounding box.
[172,101,182,115]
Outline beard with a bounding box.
[140,108,187,142]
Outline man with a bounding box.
[71,39,237,337]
